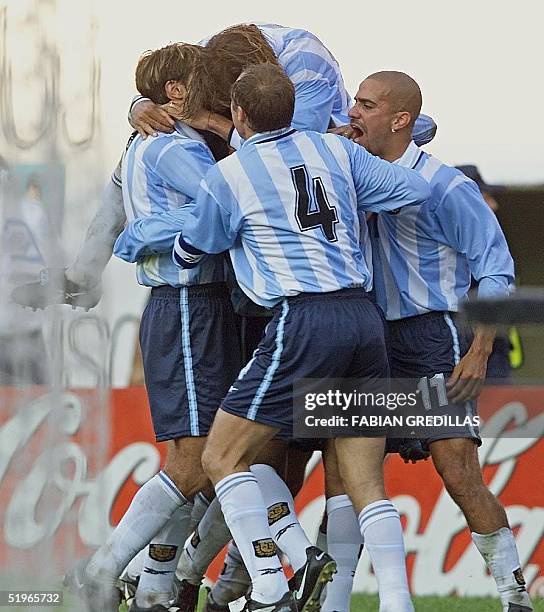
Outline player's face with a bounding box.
[348,79,396,156]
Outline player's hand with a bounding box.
[446,351,488,404]
[130,100,175,138]
[328,124,358,139]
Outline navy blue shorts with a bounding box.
[221,289,390,436]
[140,283,242,442]
[387,311,481,446]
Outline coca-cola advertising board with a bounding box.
[0,386,543,597]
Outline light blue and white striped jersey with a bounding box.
[201,23,351,140]
[372,141,515,320]
[173,127,430,308]
[130,24,435,147]
[115,122,224,287]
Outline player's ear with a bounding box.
[231,103,246,125]
[391,111,411,132]
[165,80,187,102]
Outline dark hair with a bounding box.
[184,24,279,120]
[231,63,294,133]
[135,43,203,106]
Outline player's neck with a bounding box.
[237,123,256,141]
[381,138,412,163]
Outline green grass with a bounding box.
[51,588,544,611]
[350,594,544,611]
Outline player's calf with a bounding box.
[431,438,533,612]
[431,437,508,533]
[202,410,289,606]
[335,436,414,612]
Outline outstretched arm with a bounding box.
[114,207,188,263]
[434,181,515,402]
[342,137,430,212]
[66,179,126,288]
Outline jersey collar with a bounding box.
[394,140,423,169]
[243,126,296,147]
[173,121,207,144]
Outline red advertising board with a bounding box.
[0,386,543,597]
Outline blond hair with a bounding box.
[135,43,203,106]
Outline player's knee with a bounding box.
[201,444,223,482]
[163,458,208,499]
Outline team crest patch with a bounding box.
[148,544,178,563]
[513,568,526,586]
[252,538,277,558]
[267,502,290,526]
[190,530,201,549]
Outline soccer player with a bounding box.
[74,45,334,612]
[65,45,242,612]
[324,70,532,612]
[172,62,430,612]
[13,23,437,310]
[114,47,338,612]
[132,23,436,147]
[455,163,516,382]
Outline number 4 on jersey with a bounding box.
[291,165,338,242]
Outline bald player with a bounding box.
[323,71,532,612]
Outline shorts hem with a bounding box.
[424,432,482,448]
[155,429,210,442]
[220,404,288,433]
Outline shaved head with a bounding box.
[365,71,422,127]
[348,70,423,159]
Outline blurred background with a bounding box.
[0,0,543,605]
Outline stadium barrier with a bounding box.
[0,386,543,597]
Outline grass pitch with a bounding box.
[64,588,544,611]
[350,594,544,611]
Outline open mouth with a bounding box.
[350,124,365,138]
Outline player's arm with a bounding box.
[343,138,430,211]
[67,178,127,287]
[172,167,241,268]
[114,140,215,261]
[290,76,336,133]
[434,181,515,402]
[114,208,191,262]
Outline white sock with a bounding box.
[322,495,363,612]
[210,541,251,606]
[122,548,145,583]
[189,491,211,534]
[135,505,194,607]
[87,471,189,585]
[472,528,533,611]
[359,500,413,612]
[176,497,232,585]
[122,494,207,585]
[216,472,288,604]
[251,463,311,572]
